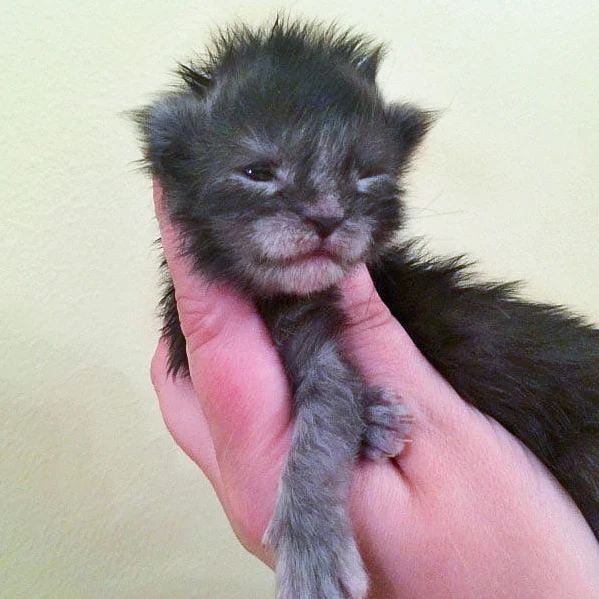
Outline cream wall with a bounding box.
[2,1,598,597]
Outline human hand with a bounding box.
[151,182,599,598]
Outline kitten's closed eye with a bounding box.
[358,168,387,179]
[356,171,394,194]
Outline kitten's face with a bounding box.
[202,115,404,296]
[144,33,428,296]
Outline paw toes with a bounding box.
[363,388,412,460]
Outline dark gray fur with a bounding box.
[135,18,599,598]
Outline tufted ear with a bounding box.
[385,103,435,163]
[353,45,385,82]
[134,93,204,181]
[177,63,212,94]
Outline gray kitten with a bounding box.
[136,18,599,599]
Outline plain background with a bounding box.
[2,1,598,597]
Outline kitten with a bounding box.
[136,18,599,598]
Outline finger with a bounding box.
[151,338,222,493]
[153,181,289,534]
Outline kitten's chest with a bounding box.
[257,290,345,383]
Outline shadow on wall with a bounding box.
[1,337,273,598]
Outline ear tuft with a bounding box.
[353,44,385,82]
[177,63,212,94]
[386,103,436,161]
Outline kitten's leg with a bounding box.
[362,387,412,461]
[263,346,369,599]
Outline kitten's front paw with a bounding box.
[264,513,368,599]
[362,388,412,460]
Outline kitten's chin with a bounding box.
[254,257,347,296]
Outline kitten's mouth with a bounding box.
[287,248,338,265]
[249,224,372,294]
[254,245,354,295]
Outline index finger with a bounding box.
[153,181,290,507]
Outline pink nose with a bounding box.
[305,216,343,238]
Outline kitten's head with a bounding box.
[137,19,432,296]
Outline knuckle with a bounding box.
[347,294,396,333]
[175,291,226,353]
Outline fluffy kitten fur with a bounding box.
[136,18,599,598]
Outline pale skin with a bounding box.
[151,183,599,598]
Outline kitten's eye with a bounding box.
[243,164,277,182]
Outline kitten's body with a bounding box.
[138,19,599,598]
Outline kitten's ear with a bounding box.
[177,63,212,95]
[134,93,204,181]
[353,45,385,82]
[386,103,435,162]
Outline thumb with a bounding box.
[339,265,478,444]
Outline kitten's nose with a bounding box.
[306,216,343,238]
